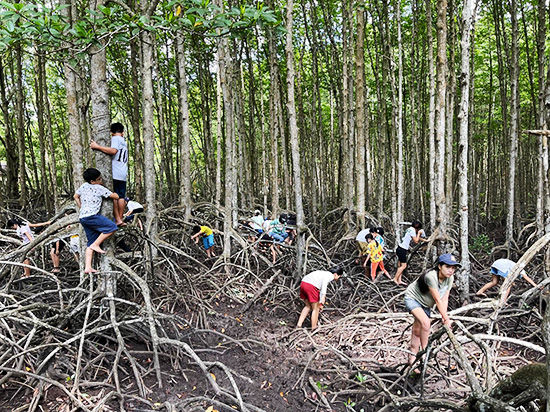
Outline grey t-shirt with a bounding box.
[404,269,453,308]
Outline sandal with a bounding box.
[52,267,61,273]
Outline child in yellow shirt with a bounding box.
[191,225,216,258]
[365,233,390,281]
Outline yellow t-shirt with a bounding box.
[200,226,213,236]
[366,241,383,263]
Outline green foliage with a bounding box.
[470,234,494,255]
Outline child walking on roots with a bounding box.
[297,266,343,330]
[74,168,119,273]
[365,233,391,281]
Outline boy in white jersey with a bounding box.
[90,122,128,226]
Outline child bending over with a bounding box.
[8,218,51,277]
[191,225,216,258]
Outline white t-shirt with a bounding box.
[76,183,113,218]
[302,270,336,299]
[111,134,128,181]
[17,224,33,245]
[251,215,264,231]
[492,258,527,277]
[399,227,425,250]
[262,219,272,232]
[127,200,143,212]
[356,228,370,242]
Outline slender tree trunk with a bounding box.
[427,0,436,230]
[130,38,144,202]
[0,56,18,198]
[221,37,236,258]
[445,0,456,220]
[506,0,520,245]
[35,50,51,212]
[141,29,158,246]
[355,3,366,229]
[15,44,26,207]
[434,0,448,245]
[396,0,404,238]
[63,2,83,192]
[457,0,477,303]
[537,0,548,233]
[268,30,280,217]
[215,47,223,209]
[285,0,306,275]
[42,57,58,211]
[176,33,192,220]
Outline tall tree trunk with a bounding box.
[176,33,192,220]
[63,0,83,193]
[268,29,280,217]
[221,37,236,258]
[15,43,27,208]
[395,0,404,238]
[434,0,448,245]
[89,0,115,286]
[34,49,51,212]
[285,0,306,276]
[427,0,437,230]
[445,0,456,220]
[215,46,223,209]
[0,56,18,198]
[355,3,366,229]
[42,56,58,211]
[141,29,159,249]
[130,38,144,202]
[457,0,477,303]
[506,0,520,245]
[536,0,548,233]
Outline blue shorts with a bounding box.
[269,231,289,243]
[80,215,118,247]
[490,266,523,279]
[203,234,214,250]
[404,297,431,318]
[113,179,127,198]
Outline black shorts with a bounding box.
[51,240,65,253]
[396,246,408,263]
[113,179,127,197]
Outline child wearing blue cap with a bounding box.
[403,253,460,370]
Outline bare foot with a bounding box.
[89,245,106,254]
[84,268,98,274]
[398,281,407,286]
[116,221,127,227]
[476,292,488,298]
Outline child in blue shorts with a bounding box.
[191,225,216,258]
[74,168,119,273]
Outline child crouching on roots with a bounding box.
[74,168,119,274]
[297,266,343,330]
[191,225,216,258]
[404,253,459,371]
